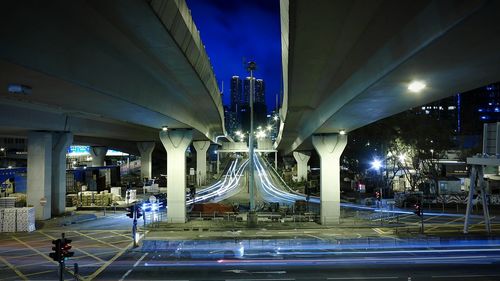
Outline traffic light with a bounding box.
[126,205,135,219]
[135,206,143,219]
[414,203,423,217]
[375,191,381,201]
[49,239,62,262]
[61,238,74,260]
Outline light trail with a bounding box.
[187,158,249,204]
[253,154,489,218]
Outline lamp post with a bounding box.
[247,61,257,213]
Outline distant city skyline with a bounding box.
[186,0,281,112]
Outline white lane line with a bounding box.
[327,277,398,280]
[326,276,399,280]
[253,271,287,274]
[304,234,325,241]
[118,252,148,281]
[432,274,500,278]
[226,279,294,281]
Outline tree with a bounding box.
[343,108,457,194]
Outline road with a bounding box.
[94,236,500,280]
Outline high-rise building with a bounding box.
[241,77,267,131]
[242,77,254,105]
[255,79,265,103]
[230,76,242,112]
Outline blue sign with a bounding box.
[67,146,90,155]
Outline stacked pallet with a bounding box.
[77,191,113,206]
[16,207,35,232]
[0,197,16,208]
[0,207,36,233]
[66,194,78,207]
[1,208,17,232]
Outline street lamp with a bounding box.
[247,61,257,213]
[398,154,406,163]
[408,81,426,93]
[371,159,382,170]
[257,131,266,139]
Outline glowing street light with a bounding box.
[161,126,168,131]
[371,159,382,170]
[266,125,272,131]
[273,115,279,121]
[339,129,346,135]
[398,154,406,163]
[408,81,426,93]
[256,131,267,139]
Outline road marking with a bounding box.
[73,231,122,250]
[86,240,134,281]
[17,260,53,268]
[226,279,295,281]
[424,215,441,222]
[11,236,57,264]
[39,231,106,263]
[110,231,134,240]
[372,228,388,235]
[253,271,287,274]
[23,270,56,277]
[304,234,325,241]
[432,274,500,278]
[427,216,464,231]
[0,256,28,280]
[478,216,496,225]
[328,277,398,280]
[118,252,148,281]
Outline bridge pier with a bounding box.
[51,132,73,216]
[160,129,192,223]
[27,131,73,220]
[293,151,310,182]
[89,146,107,167]
[137,142,155,181]
[193,141,210,186]
[312,133,347,225]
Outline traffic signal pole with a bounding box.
[49,233,74,281]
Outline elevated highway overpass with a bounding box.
[0,0,225,222]
[278,0,500,224]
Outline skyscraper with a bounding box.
[230,76,242,112]
[255,79,265,103]
[242,77,267,130]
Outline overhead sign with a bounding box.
[67,146,90,156]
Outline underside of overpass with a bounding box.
[278,0,500,224]
[0,0,226,221]
[278,0,500,154]
[0,0,225,144]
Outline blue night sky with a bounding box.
[186,0,282,112]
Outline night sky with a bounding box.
[186,0,282,112]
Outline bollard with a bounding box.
[74,263,79,281]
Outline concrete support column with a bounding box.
[312,134,347,225]
[51,132,73,216]
[293,151,310,182]
[159,129,192,223]
[193,141,210,186]
[27,132,52,220]
[90,146,107,167]
[137,142,155,181]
